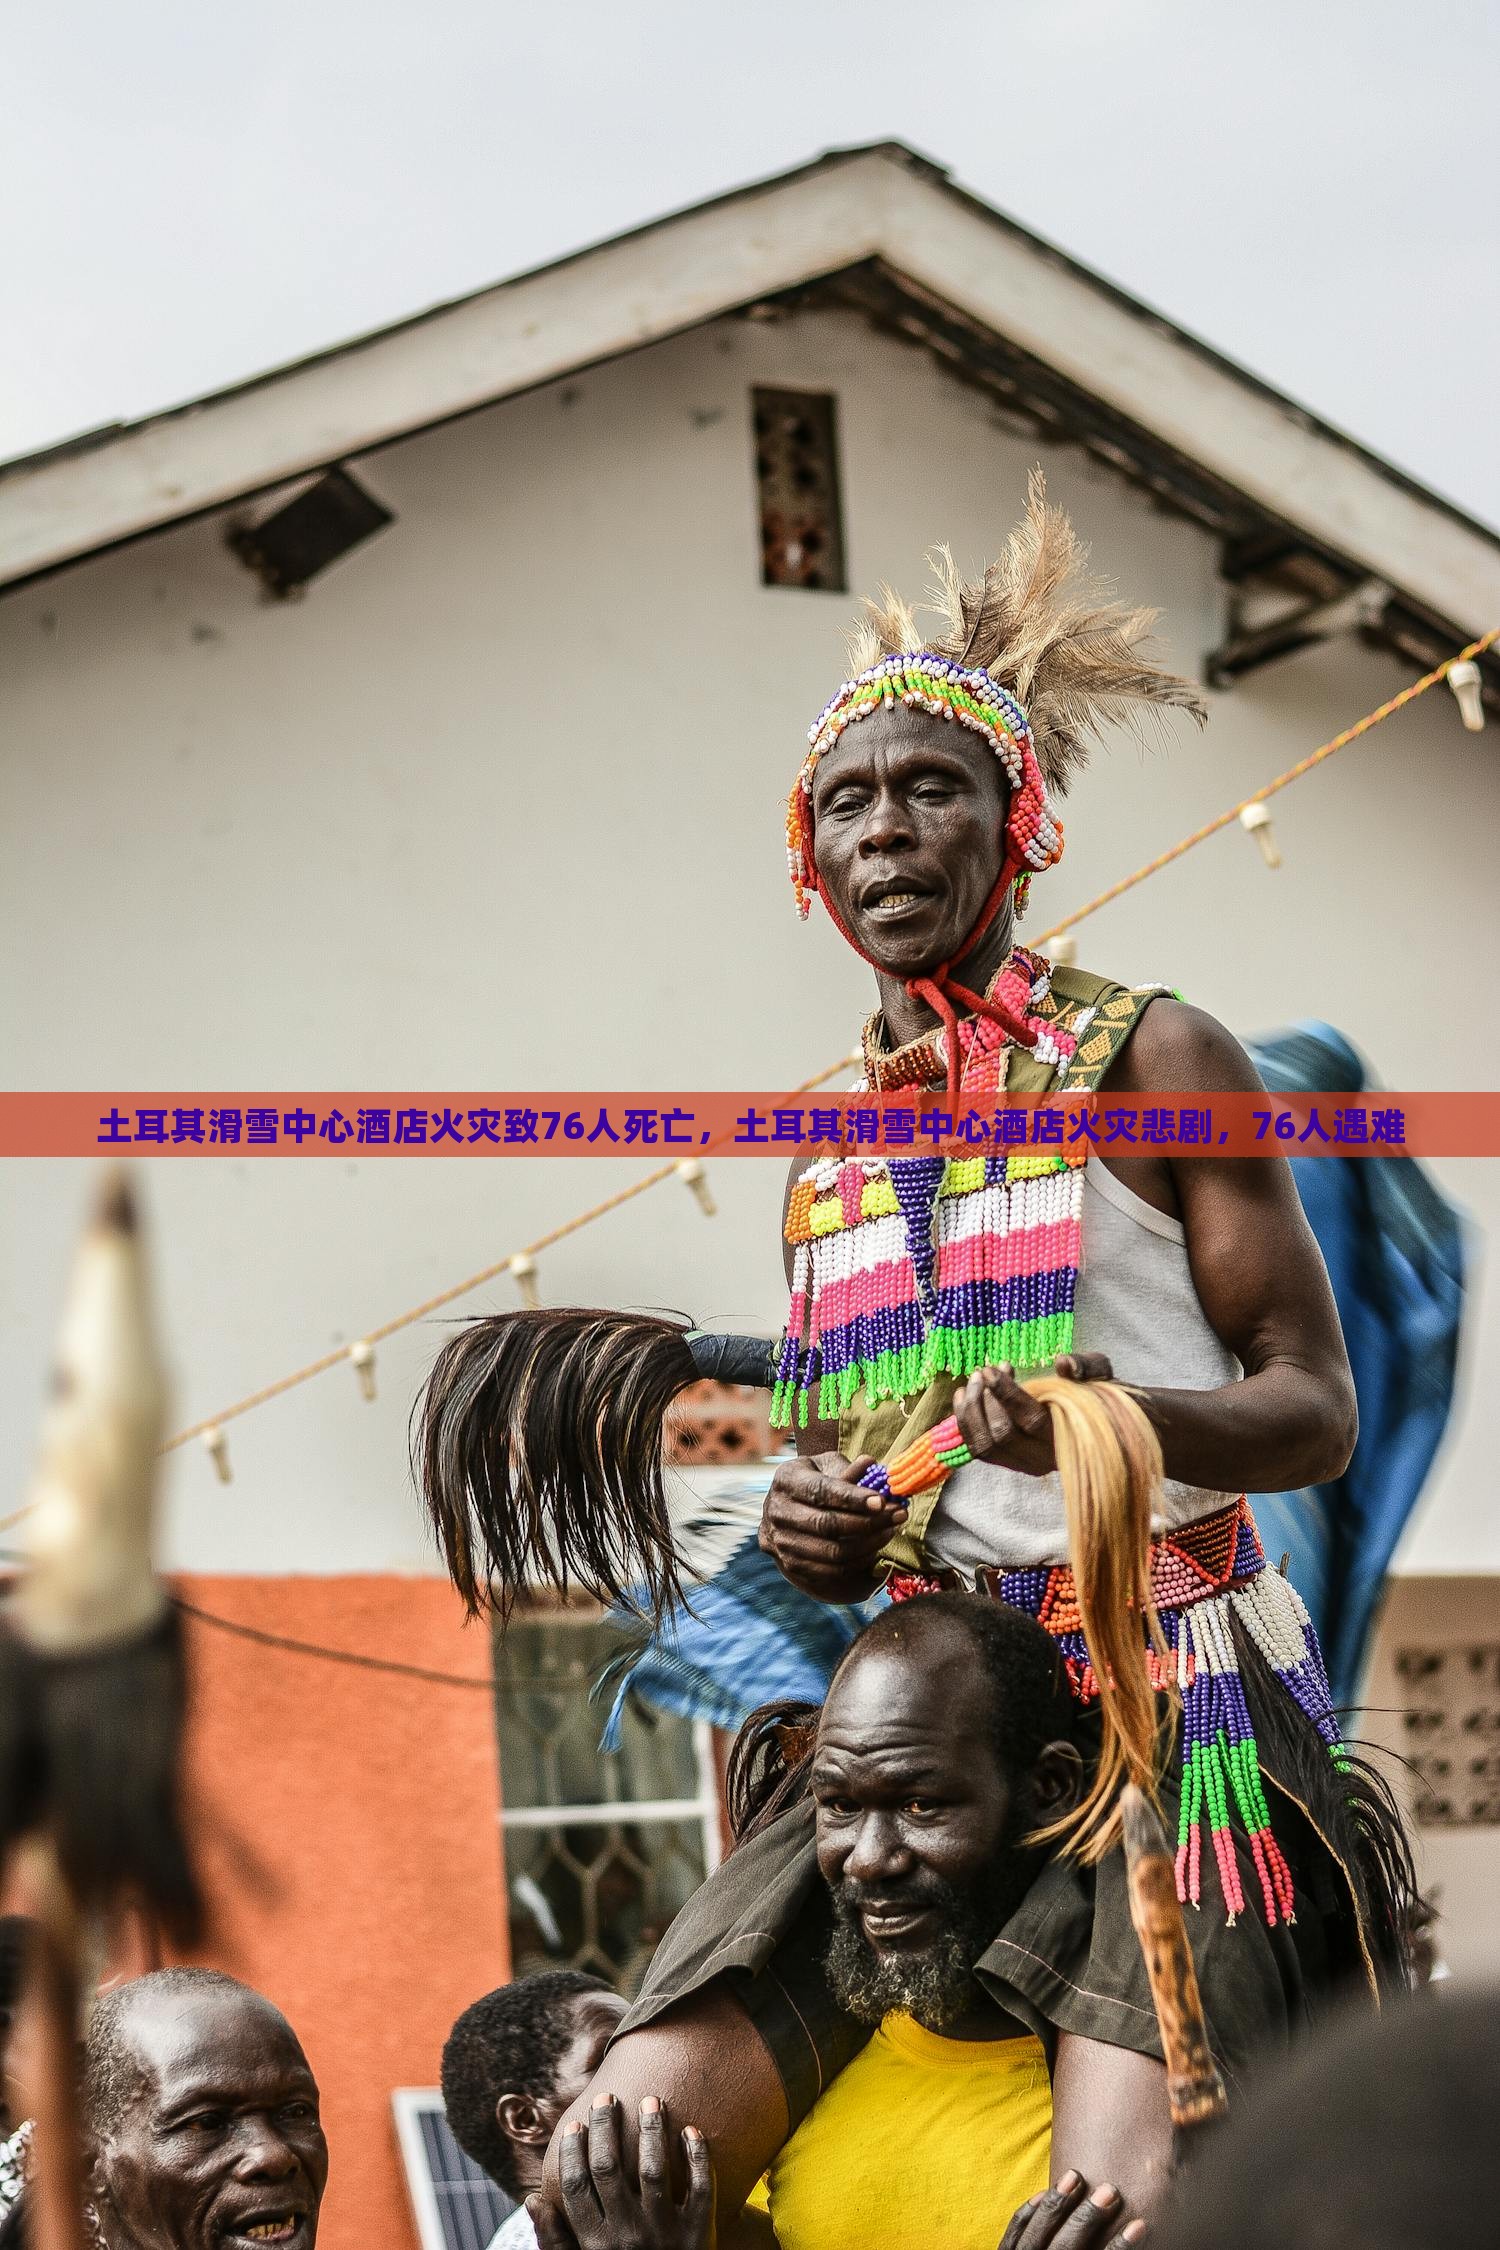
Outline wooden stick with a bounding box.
[15,1837,90,2250]
[1121,1783,1228,2134]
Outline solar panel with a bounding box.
[391,2089,516,2250]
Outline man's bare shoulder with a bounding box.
[1102,996,1267,1096]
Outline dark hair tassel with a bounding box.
[412,1308,704,1624]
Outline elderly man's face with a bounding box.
[89,1987,328,2250]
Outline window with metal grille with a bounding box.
[494,1613,721,1997]
[753,388,846,591]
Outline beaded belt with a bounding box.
[888,1496,1344,1931]
[888,1492,1263,1695]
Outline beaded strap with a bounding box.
[856,1413,970,1501]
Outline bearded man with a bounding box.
[754,1595,1142,2250]
[546,1593,1300,2247]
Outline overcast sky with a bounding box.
[5,0,1498,528]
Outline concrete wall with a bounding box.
[1361,1574,1500,1982]
[172,1575,506,2250]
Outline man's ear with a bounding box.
[496,2093,549,2149]
[1028,1740,1084,1819]
[84,2142,116,2242]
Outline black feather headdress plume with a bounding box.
[413,1308,734,1625]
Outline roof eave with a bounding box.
[1,140,1497,642]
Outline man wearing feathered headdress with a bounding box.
[761,473,1350,1638]
[418,477,1414,2241]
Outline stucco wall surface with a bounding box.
[171,1574,506,2250]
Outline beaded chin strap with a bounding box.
[786,651,1065,1102]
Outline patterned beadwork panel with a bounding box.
[753,388,846,591]
[494,1616,715,1994]
[776,1143,1088,1425]
[1393,1643,1500,1826]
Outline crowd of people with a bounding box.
[0,1724,1486,2250]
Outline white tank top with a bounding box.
[923,1157,1242,1573]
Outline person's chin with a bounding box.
[840,888,946,964]
[852,925,953,982]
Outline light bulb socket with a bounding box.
[350,1340,377,1402]
[1448,659,1486,733]
[1238,801,1281,869]
[676,1158,716,1217]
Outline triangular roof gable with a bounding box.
[2,141,1497,639]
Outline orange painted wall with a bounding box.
[170,1575,508,2250]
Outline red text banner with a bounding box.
[3,1092,1499,1157]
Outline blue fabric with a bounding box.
[598,1531,885,1748]
[1245,1023,1467,1706]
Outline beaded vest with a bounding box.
[771,948,1167,1442]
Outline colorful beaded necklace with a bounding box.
[772,946,1087,1429]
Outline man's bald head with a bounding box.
[820,1593,1077,1778]
[84,1972,280,2141]
[84,1969,327,2250]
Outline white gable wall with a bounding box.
[2,305,1495,1589]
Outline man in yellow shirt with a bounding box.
[757,2008,1051,2250]
[535,2085,1139,2250]
[546,1591,1379,2242]
[535,1592,1150,2249]
[753,1595,1117,2250]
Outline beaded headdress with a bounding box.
[789,655,1061,924]
[786,474,1207,1039]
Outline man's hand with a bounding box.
[530,2094,716,2250]
[999,2173,1146,2249]
[758,1451,904,1602]
[953,1355,1115,1477]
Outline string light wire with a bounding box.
[170,1594,495,1688]
[2,638,1489,1687]
[41,634,1500,1469]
